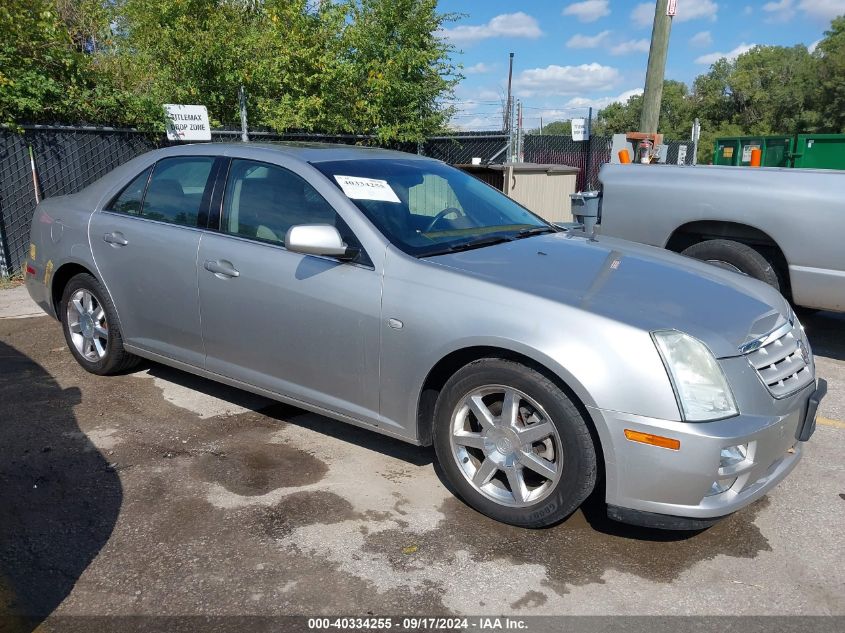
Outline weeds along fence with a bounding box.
[0,126,694,275]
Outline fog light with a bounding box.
[720,444,747,468]
[706,477,737,496]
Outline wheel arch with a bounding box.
[415,345,607,495]
[51,261,97,318]
[664,220,791,295]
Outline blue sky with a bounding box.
[438,0,844,130]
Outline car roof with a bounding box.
[154,141,432,164]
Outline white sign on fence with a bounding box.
[163,104,211,141]
[677,145,688,165]
[667,0,678,16]
[571,118,589,142]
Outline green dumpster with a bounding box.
[791,134,845,170]
[713,136,792,167]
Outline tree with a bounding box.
[0,0,92,124]
[528,120,571,135]
[816,16,845,133]
[0,0,459,140]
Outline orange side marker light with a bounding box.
[624,429,680,451]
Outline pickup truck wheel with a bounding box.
[60,273,139,375]
[682,239,781,292]
[433,358,596,528]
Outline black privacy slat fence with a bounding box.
[0,126,694,275]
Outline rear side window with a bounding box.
[141,157,215,227]
[108,167,152,215]
[222,159,339,244]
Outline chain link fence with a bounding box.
[0,126,694,275]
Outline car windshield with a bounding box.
[312,158,555,257]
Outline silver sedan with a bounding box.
[24,143,826,529]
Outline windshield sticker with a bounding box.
[334,175,400,203]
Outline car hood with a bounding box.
[428,231,790,358]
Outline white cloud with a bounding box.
[808,38,823,52]
[631,3,655,27]
[610,38,650,55]
[439,12,542,45]
[464,62,495,75]
[563,88,644,110]
[513,63,620,97]
[566,30,612,48]
[676,0,720,22]
[562,0,611,23]
[690,30,713,47]
[695,43,756,65]
[632,0,718,28]
[763,0,797,22]
[798,0,845,20]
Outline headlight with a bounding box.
[652,330,738,422]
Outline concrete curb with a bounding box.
[0,285,46,319]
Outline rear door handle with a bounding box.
[204,259,240,278]
[103,232,128,246]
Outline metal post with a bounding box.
[639,0,673,134]
[584,107,593,189]
[517,100,524,162]
[692,118,701,165]
[504,52,514,133]
[238,85,249,143]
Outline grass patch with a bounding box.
[0,273,24,290]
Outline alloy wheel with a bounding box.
[66,289,109,362]
[449,385,563,507]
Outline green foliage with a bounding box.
[529,120,571,135]
[0,0,459,140]
[817,16,845,133]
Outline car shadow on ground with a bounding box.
[0,341,122,632]
[141,361,434,467]
[802,310,845,362]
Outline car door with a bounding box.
[197,158,382,424]
[89,155,219,367]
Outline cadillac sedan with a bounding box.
[24,143,826,529]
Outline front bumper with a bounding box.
[587,379,825,524]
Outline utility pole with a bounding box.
[504,52,514,133]
[639,0,673,134]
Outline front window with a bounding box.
[312,159,554,257]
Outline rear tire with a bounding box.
[60,273,139,375]
[682,239,781,292]
[433,358,596,528]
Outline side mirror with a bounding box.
[285,224,358,260]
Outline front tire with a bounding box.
[433,358,597,528]
[60,273,139,375]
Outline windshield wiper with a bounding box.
[422,234,514,257]
[514,226,558,239]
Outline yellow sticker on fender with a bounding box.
[29,243,36,260]
[44,260,54,285]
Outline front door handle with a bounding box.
[204,259,240,278]
[103,232,128,246]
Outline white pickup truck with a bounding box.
[596,163,845,312]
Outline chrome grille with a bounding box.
[745,321,814,398]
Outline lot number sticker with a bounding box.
[334,176,400,203]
